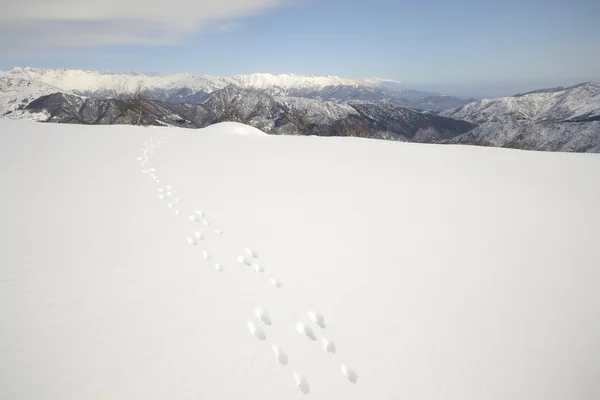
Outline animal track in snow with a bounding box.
[247,321,266,341]
[237,256,252,267]
[293,374,310,394]
[186,237,197,246]
[166,185,172,191]
[194,231,204,240]
[308,310,326,329]
[168,202,173,208]
[270,278,282,288]
[214,229,223,235]
[214,263,223,272]
[272,345,288,366]
[321,337,336,354]
[195,210,205,217]
[202,250,211,260]
[296,322,317,341]
[158,194,165,200]
[254,307,272,326]
[166,191,172,197]
[173,198,180,203]
[174,209,180,216]
[253,263,265,273]
[157,188,164,193]
[245,248,258,259]
[341,364,358,384]
[189,215,200,222]
[202,220,211,227]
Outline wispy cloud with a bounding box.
[218,22,242,33]
[0,0,284,48]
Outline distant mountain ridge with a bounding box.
[0,67,471,111]
[21,87,475,142]
[2,67,599,153]
[440,81,600,152]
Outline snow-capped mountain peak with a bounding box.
[229,72,399,90]
[3,67,399,93]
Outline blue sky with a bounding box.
[1,0,598,97]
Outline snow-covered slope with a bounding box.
[441,82,600,124]
[441,82,600,152]
[0,76,67,115]
[1,119,599,400]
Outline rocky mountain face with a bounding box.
[439,82,600,152]
[23,87,475,141]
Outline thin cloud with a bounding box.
[0,0,285,47]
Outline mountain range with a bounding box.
[1,67,599,153]
[440,82,600,152]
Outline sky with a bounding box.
[0,0,599,97]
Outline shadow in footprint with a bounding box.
[293,374,310,394]
[247,322,266,341]
[341,364,358,384]
[272,345,288,366]
[254,307,272,326]
[321,337,336,354]
[308,310,326,329]
[296,322,317,341]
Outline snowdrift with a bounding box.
[0,119,599,400]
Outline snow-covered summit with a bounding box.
[229,73,398,90]
[3,67,399,94]
[441,81,600,124]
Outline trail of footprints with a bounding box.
[136,132,358,395]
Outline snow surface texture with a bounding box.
[1,119,599,399]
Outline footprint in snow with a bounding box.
[254,307,272,326]
[214,263,223,272]
[173,198,180,203]
[247,321,266,341]
[195,210,205,217]
[157,188,164,193]
[149,168,156,172]
[214,229,224,235]
[166,191,172,197]
[186,237,197,246]
[158,194,165,200]
[202,250,211,260]
[270,278,282,288]
[237,256,252,267]
[203,220,211,227]
[245,248,258,259]
[321,337,336,354]
[308,310,326,329]
[254,263,265,273]
[296,322,317,341]
[174,209,180,216]
[168,202,173,208]
[341,364,358,384]
[189,215,200,222]
[272,345,288,366]
[293,374,310,394]
[195,231,204,240]
[166,185,172,191]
